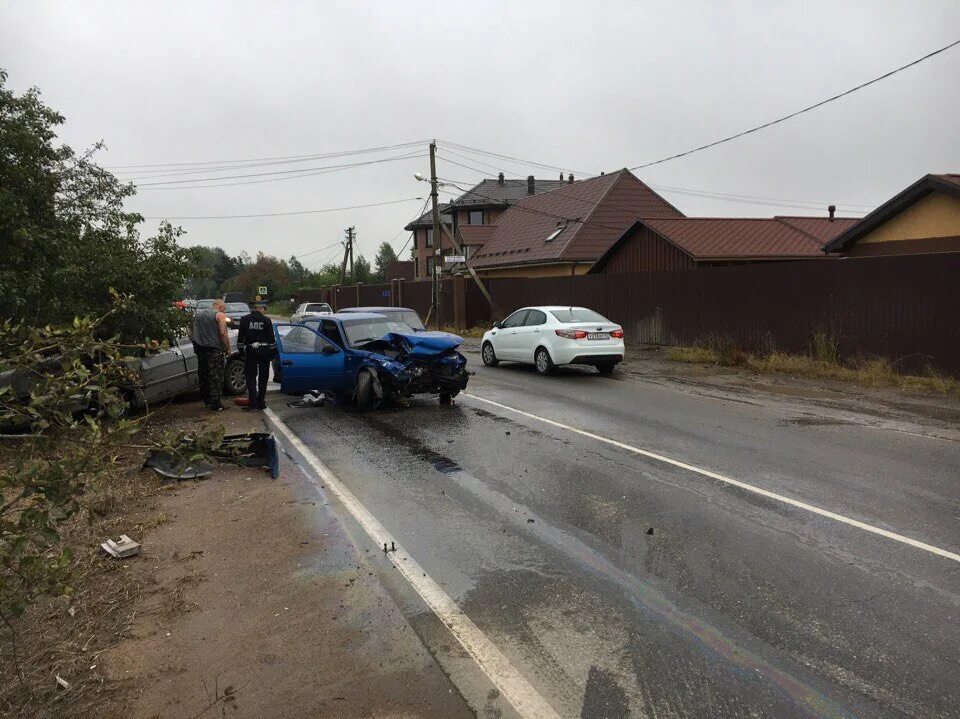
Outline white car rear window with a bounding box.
[549,308,608,323]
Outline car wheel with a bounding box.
[224,358,246,395]
[596,361,617,375]
[481,341,499,367]
[355,370,376,410]
[534,347,555,375]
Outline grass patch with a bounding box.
[437,325,488,339]
[666,346,719,363]
[665,341,960,397]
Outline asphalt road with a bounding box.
[268,358,960,719]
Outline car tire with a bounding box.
[534,347,555,375]
[595,361,617,375]
[355,370,376,410]
[224,358,246,395]
[481,341,499,367]
[439,390,459,405]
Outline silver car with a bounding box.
[1,332,246,422]
[290,302,332,324]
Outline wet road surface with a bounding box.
[268,360,960,718]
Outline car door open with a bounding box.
[274,323,345,395]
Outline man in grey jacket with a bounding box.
[189,299,231,411]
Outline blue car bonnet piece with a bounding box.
[382,331,463,357]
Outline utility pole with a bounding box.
[348,226,355,281]
[427,141,444,328]
[339,227,354,285]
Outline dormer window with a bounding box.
[468,210,483,225]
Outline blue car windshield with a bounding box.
[343,318,413,347]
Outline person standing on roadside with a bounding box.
[189,298,231,411]
[237,299,275,411]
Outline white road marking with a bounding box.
[263,408,561,719]
[462,393,960,565]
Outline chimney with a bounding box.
[828,204,836,222]
[568,173,574,184]
[559,172,563,181]
[527,175,535,195]
[497,172,505,186]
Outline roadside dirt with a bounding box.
[2,396,472,719]
[96,398,472,719]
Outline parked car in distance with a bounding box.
[481,306,624,375]
[274,312,468,408]
[339,306,425,331]
[223,291,247,303]
[196,298,216,310]
[290,302,333,324]
[183,299,198,310]
[223,302,250,325]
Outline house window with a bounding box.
[414,257,419,277]
[411,232,417,249]
[468,210,483,225]
[427,256,435,275]
[426,229,434,247]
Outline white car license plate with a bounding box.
[587,332,609,340]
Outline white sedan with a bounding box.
[290,302,333,324]
[481,306,624,375]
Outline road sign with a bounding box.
[257,285,268,295]
[445,255,466,264]
[255,295,261,301]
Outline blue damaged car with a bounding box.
[273,312,469,408]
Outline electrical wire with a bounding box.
[629,39,960,170]
[292,240,344,261]
[436,153,867,216]
[133,151,425,188]
[108,140,429,171]
[142,197,422,220]
[437,139,594,177]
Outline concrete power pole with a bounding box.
[429,141,442,328]
[339,227,354,285]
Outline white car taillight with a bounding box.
[555,329,587,340]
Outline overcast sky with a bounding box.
[3,1,959,267]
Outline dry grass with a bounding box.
[437,324,487,339]
[0,405,206,719]
[665,341,960,397]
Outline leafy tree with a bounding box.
[221,252,294,300]
[184,245,244,299]
[0,295,224,620]
[0,69,194,344]
[373,242,398,281]
[352,255,373,284]
[287,256,309,286]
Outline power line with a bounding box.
[108,140,428,171]
[438,139,595,177]
[142,197,422,220]
[629,39,960,171]
[292,240,344,261]
[437,152,868,215]
[133,151,425,188]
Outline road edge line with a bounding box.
[462,393,960,564]
[263,407,561,719]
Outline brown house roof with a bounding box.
[639,217,830,260]
[774,216,859,244]
[823,173,960,253]
[445,177,565,210]
[470,170,683,269]
[591,213,854,272]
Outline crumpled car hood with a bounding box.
[363,331,463,358]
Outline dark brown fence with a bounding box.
[297,254,960,376]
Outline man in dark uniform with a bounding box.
[237,300,276,410]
